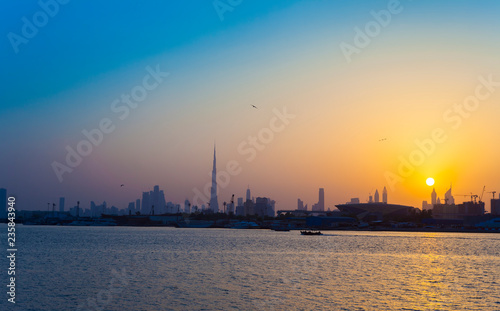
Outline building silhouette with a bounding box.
[255,197,276,217]
[347,198,360,204]
[136,199,140,213]
[141,192,150,214]
[422,200,430,210]
[433,200,485,220]
[226,201,234,214]
[319,188,324,210]
[297,198,305,211]
[312,188,324,212]
[374,189,380,203]
[235,202,244,216]
[431,186,484,220]
[382,187,388,203]
[246,187,251,202]
[255,197,267,216]
[209,145,219,213]
[491,198,500,215]
[153,185,160,212]
[91,201,107,218]
[59,197,65,212]
[423,186,454,210]
[244,200,254,216]
[445,186,455,205]
[137,185,167,214]
[128,202,135,215]
[336,200,415,221]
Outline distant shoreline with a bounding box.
[11,223,500,234]
[314,227,500,234]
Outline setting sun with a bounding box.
[426,177,435,186]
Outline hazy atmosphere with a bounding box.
[2,0,500,211]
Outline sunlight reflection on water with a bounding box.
[2,226,499,310]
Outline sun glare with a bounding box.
[426,177,435,186]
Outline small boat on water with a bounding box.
[300,230,322,235]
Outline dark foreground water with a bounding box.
[0,225,499,310]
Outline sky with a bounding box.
[1,0,500,212]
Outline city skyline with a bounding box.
[2,0,500,213]
[1,142,499,213]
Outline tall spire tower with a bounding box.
[246,186,251,201]
[209,144,219,213]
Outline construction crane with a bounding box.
[455,194,479,203]
[472,195,479,203]
[480,186,486,202]
[486,191,497,199]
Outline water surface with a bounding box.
[1,225,499,310]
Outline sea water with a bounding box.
[0,225,498,310]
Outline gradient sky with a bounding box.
[1,0,500,212]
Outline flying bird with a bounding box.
[379,138,387,142]
[251,104,258,109]
[120,184,125,187]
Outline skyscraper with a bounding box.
[153,185,160,210]
[444,185,454,205]
[209,145,219,213]
[312,188,325,211]
[319,188,324,211]
[298,198,304,210]
[491,198,500,215]
[246,187,251,201]
[431,188,437,206]
[59,197,65,212]
[255,197,268,216]
[227,202,234,214]
[374,189,380,203]
[141,192,150,215]
[158,190,167,214]
[128,202,135,215]
[382,187,388,203]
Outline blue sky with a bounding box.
[3,0,498,109]
[2,0,299,107]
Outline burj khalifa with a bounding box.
[209,145,219,213]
